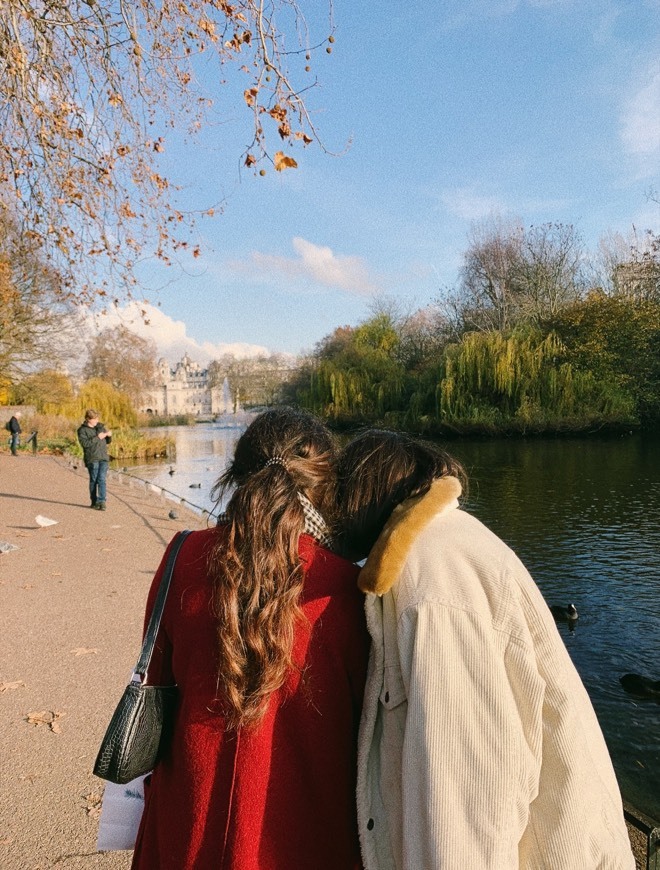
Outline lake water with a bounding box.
[115,423,660,821]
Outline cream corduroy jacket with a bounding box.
[356,477,634,870]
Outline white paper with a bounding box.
[96,775,147,851]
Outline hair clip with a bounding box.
[263,455,288,471]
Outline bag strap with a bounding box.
[134,529,192,679]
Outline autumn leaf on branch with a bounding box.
[274,152,298,171]
[0,1,339,305]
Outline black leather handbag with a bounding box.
[93,530,191,784]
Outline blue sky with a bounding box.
[105,0,660,362]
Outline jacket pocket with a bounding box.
[380,664,407,710]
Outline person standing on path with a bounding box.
[77,409,112,510]
[7,411,21,455]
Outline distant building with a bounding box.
[141,355,231,417]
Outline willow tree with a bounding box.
[70,378,137,427]
[319,315,405,420]
[439,329,635,430]
[0,0,336,302]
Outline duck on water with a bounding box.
[550,603,579,622]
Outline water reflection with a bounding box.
[115,422,244,516]
[117,427,660,820]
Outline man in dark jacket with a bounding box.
[77,409,112,510]
[7,412,22,455]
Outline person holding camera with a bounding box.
[77,409,112,510]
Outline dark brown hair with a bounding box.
[335,429,466,561]
[208,407,335,729]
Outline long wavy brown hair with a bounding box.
[208,407,336,729]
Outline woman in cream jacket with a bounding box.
[337,430,634,870]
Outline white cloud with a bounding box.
[86,302,269,365]
[231,237,380,296]
[441,187,507,220]
[620,61,660,165]
[441,186,572,223]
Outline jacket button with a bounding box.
[367,819,374,830]
[384,691,389,703]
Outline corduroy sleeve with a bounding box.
[397,600,545,870]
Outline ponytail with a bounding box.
[208,408,335,729]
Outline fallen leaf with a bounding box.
[0,680,25,694]
[70,647,100,657]
[83,791,103,819]
[50,715,65,734]
[19,773,39,783]
[25,710,66,732]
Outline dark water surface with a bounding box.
[120,426,660,820]
[451,435,660,820]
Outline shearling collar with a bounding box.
[358,476,462,596]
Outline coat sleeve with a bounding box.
[397,600,545,870]
[77,425,95,452]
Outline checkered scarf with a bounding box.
[216,492,333,550]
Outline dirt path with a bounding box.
[0,454,207,869]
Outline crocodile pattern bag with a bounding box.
[93,530,191,785]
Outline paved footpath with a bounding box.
[0,454,206,869]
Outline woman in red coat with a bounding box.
[131,408,369,869]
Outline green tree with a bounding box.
[296,314,405,421]
[11,370,75,414]
[551,294,660,425]
[70,379,137,427]
[209,353,295,407]
[438,328,635,432]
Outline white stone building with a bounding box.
[141,355,231,417]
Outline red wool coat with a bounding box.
[131,527,369,870]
